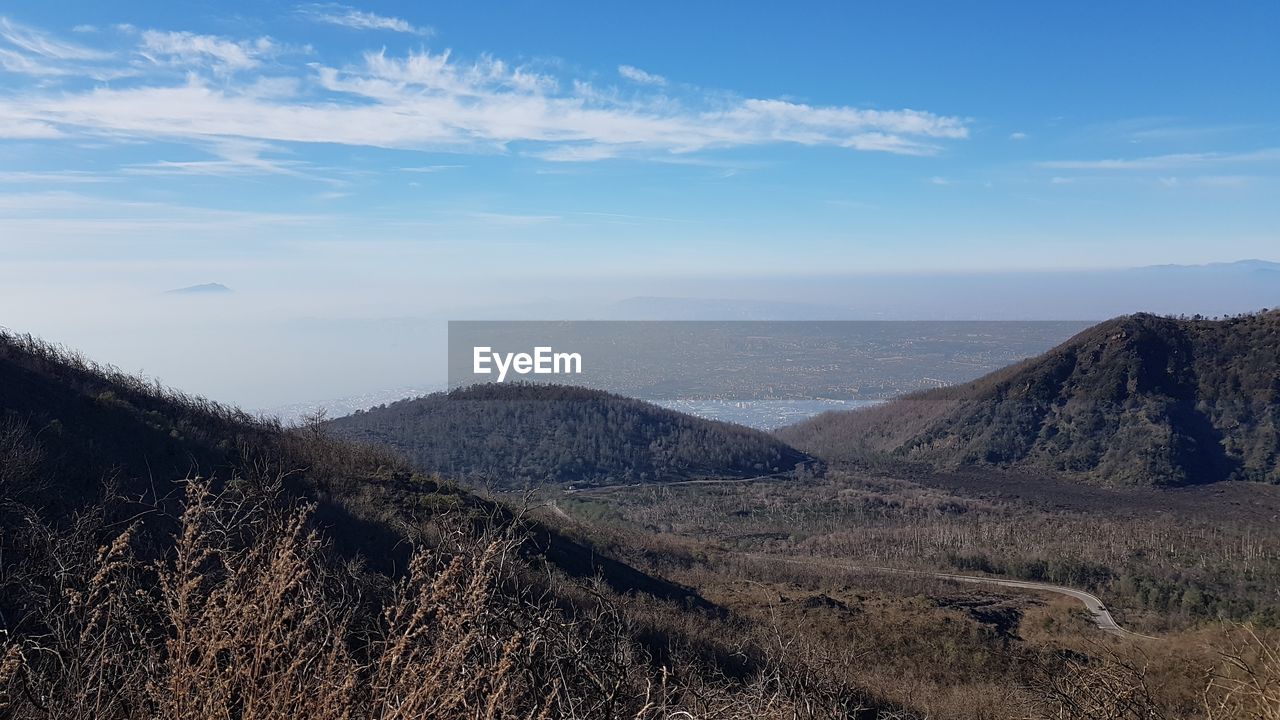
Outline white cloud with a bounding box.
[122,138,338,184]
[0,17,108,60]
[531,144,623,162]
[929,176,951,185]
[1009,131,1027,140]
[0,16,115,77]
[297,4,431,35]
[0,170,113,183]
[0,47,68,75]
[139,30,274,72]
[1087,117,1259,144]
[0,191,332,239]
[0,115,62,139]
[465,211,561,225]
[0,21,970,162]
[618,65,665,85]
[1040,148,1280,171]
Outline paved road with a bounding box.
[565,473,789,496]
[554,478,1158,640]
[753,555,1157,640]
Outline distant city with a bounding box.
[262,321,1094,429]
[655,398,884,430]
[263,385,443,424]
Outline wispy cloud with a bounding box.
[0,19,970,161]
[138,30,275,73]
[465,211,561,226]
[0,170,115,183]
[0,16,108,61]
[1041,148,1280,171]
[0,47,68,76]
[1084,117,1262,144]
[570,210,698,224]
[1152,175,1260,189]
[0,191,332,239]
[0,15,116,77]
[530,144,623,162]
[122,139,340,184]
[399,165,464,173]
[1009,131,1027,141]
[296,4,431,35]
[618,64,665,85]
[0,114,62,138]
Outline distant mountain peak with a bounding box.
[1219,258,1280,271]
[1139,258,1280,272]
[779,312,1280,487]
[165,282,232,295]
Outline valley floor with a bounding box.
[536,467,1280,718]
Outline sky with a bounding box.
[1,1,1278,407]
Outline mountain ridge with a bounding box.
[165,282,232,294]
[778,311,1280,486]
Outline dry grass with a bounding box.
[0,479,895,719]
[1204,625,1280,720]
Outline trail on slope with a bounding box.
[751,554,1157,640]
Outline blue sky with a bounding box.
[1,2,1278,405]
[3,1,1278,278]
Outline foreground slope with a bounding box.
[0,329,914,718]
[779,312,1280,486]
[0,329,701,602]
[326,383,814,487]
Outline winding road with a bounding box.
[753,555,1157,640]
[564,473,790,496]
[554,478,1157,640]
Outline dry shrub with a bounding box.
[1204,625,1280,720]
[150,484,360,719]
[1025,627,1280,720]
[0,417,44,500]
[1026,642,1167,720]
[0,479,886,720]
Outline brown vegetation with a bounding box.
[577,471,1280,631]
[549,471,1280,717]
[0,479,899,719]
[5,328,1280,717]
[780,311,1280,486]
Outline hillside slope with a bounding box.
[778,312,1280,486]
[0,329,702,603]
[326,383,814,487]
[1,329,918,717]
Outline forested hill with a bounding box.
[325,383,814,487]
[8,336,909,717]
[0,329,703,604]
[778,311,1280,487]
